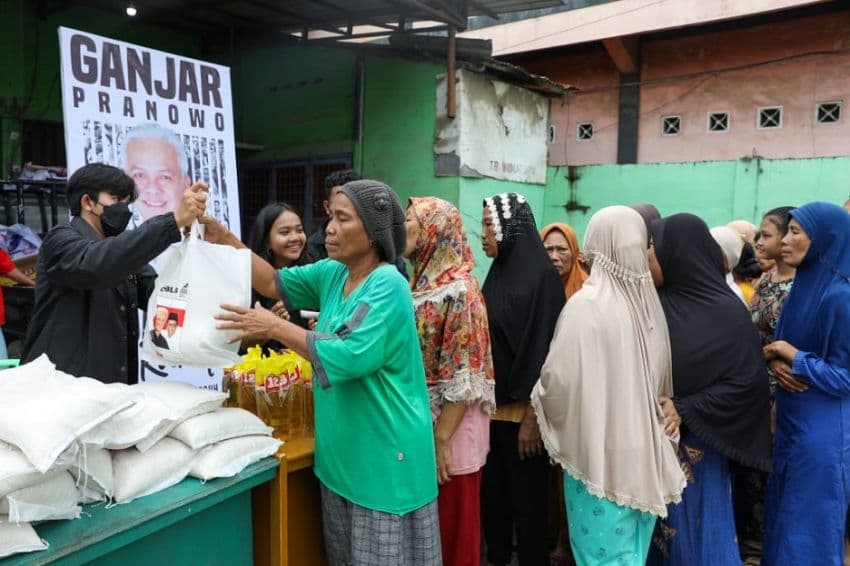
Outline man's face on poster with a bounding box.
[125,137,191,221]
[167,319,177,337]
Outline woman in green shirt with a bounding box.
[203,180,440,565]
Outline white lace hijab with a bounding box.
[531,206,685,517]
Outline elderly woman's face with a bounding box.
[543,230,572,278]
[481,207,499,258]
[403,206,421,259]
[325,193,373,264]
[780,218,811,268]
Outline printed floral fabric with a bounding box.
[564,474,656,566]
[750,273,794,395]
[408,197,495,411]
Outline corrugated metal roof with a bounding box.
[49,0,565,37]
[384,34,571,96]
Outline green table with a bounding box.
[1,458,279,565]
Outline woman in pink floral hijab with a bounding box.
[404,196,495,566]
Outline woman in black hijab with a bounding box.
[481,192,565,566]
[647,213,771,566]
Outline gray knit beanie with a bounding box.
[338,180,406,262]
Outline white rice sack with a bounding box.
[69,446,113,500]
[0,441,76,499]
[169,408,273,450]
[0,356,140,472]
[134,382,227,452]
[190,436,282,481]
[0,354,54,385]
[81,390,176,450]
[0,522,46,558]
[0,470,80,523]
[112,438,196,504]
[54,371,144,403]
[78,484,106,504]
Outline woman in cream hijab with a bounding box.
[531,206,686,566]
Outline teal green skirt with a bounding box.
[564,473,657,566]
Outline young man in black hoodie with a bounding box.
[22,163,207,383]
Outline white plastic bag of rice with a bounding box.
[69,445,113,500]
[112,438,196,504]
[169,408,272,450]
[190,436,282,481]
[0,441,76,499]
[81,386,176,450]
[0,470,80,523]
[0,357,139,472]
[0,522,47,558]
[134,382,227,452]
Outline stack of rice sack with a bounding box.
[0,356,281,559]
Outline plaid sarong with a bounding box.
[320,482,442,565]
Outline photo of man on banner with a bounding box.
[122,123,192,227]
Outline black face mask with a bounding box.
[98,201,133,237]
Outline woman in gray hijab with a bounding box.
[203,180,440,566]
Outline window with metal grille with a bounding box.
[312,162,349,224]
[239,157,351,241]
[758,106,783,129]
[662,115,681,136]
[22,121,66,170]
[577,122,594,141]
[816,101,842,124]
[238,168,272,241]
[708,112,730,133]
[276,165,307,213]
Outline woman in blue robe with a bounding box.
[763,202,850,566]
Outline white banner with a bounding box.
[59,27,241,391]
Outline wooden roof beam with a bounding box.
[602,35,640,74]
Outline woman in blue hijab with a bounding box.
[762,202,850,566]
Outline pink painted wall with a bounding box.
[514,9,850,165]
[638,11,850,163]
[515,50,620,166]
